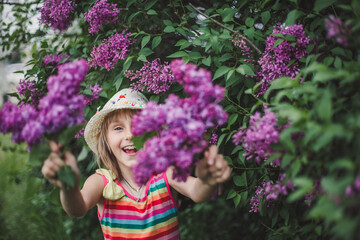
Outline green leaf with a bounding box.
[314,0,338,12]
[316,89,332,121]
[226,189,237,199]
[261,11,270,25]
[202,56,211,66]
[273,38,284,48]
[167,51,188,58]
[213,66,230,80]
[144,0,158,10]
[227,113,238,126]
[77,146,88,161]
[233,194,241,207]
[233,173,246,187]
[132,131,158,150]
[138,47,154,57]
[236,64,255,76]
[164,26,175,33]
[57,165,76,189]
[163,20,173,26]
[151,36,162,49]
[146,9,157,15]
[286,9,304,26]
[245,17,254,27]
[123,56,133,71]
[141,36,151,48]
[27,143,51,166]
[220,8,237,22]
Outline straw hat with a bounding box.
[84,88,148,155]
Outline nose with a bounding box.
[125,129,133,140]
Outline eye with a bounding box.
[114,126,123,131]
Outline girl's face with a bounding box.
[106,113,138,169]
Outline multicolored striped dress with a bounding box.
[96,170,180,240]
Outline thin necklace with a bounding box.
[122,177,144,202]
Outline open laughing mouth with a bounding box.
[122,145,137,156]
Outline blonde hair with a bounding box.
[95,108,140,180]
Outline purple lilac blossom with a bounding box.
[132,59,228,185]
[16,79,43,105]
[39,0,75,31]
[38,59,89,133]
[0,59,89,149]
[257,24,310,95]
[75,128,85,139]
[250,174,293,212]
[209,132,218,145]
[125,58,175,94]
[43,54,71,66]
[232,107,284,167]
[84,0,120,34]
[232,34,256,67]
[345,175,360,198]
[90,32,135,71]
[325,15,351,47]
[85,84,103,105]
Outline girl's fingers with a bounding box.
[207,145,218,166]
[216,166,231,183]
[49,141,61,155]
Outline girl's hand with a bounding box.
[196,145,231,186]
[41,141,81,189]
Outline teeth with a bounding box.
[123,146,136,150]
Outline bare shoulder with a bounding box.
[81,173,105,207]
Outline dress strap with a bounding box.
[96,168,125,200]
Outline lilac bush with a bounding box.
[84,0,120,34]
[257,24,310,94]
[89,32,135,71]
[0,59,89,149]
[132,59,228,184]
[124,58,175,94]
[233,107,284,167]
[39,0,75,31]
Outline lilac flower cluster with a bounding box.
[232,107,283,167]
[43,54,71,66]
[232,34,256,66]
[250,174,293,212]
[209,132,218,145]
[325,15,351,47]
[84,84,103,105]
[16,79,43,105]
[90,32,135,71]
[124,59,175,94]
[257,24,310,95]
[39,0,75,31]
[132,59,228,184]
[84,0,120,34]
[345,175,360,198]
[0,59,89,149]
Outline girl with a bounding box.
[42,88,231,239]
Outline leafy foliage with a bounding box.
[1,0,360,239]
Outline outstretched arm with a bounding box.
[167,145,231,203]
[41,141,104,217]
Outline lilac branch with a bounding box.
[189,3,262,54]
